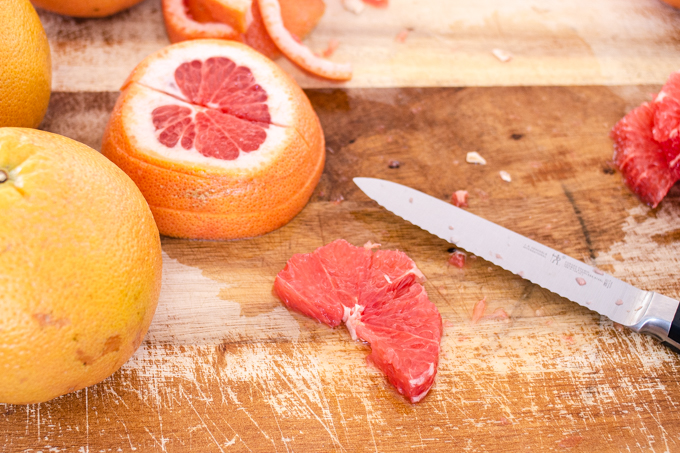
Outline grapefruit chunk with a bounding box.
[653,72,680,172]
[611,100,677,208]
[274,239,442,403]
[102,40,325,240]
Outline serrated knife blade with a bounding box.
[354,177,680,349]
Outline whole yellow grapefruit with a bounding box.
[0,0,51,128]
[0,128,162,404]
[31,0,144,17]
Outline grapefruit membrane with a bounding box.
[102,40,324,239]
[274,239,442,403]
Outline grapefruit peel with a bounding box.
[162,0,241,43]
[274,239,441,403]
[257,0,353,81]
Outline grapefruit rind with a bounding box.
[161,0,241,43]
[257,0,353,81]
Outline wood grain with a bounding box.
[40,0,680,91]
[3,85,680,451]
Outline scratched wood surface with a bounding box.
[40,0,680,91]
[4,0,680,451]
[4,85,680,452]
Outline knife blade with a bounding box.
[354,177,680,349]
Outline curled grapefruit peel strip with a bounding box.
[162,0,241,43]
[257,0,353,81]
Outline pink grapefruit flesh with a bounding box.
[611,100,676,208]
[274,239,442,403]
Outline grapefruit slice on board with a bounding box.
[274,240,442,403]
[611,100,677,208]
[102,40,325,240]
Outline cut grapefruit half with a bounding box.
[611,100,677,208]
[274,239,442,403]
[101,40,325,239]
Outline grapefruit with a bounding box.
[31,0,144,17]
[0,0,51,128]
[0,128,162,404]
[274,239,442,403]
[101,39,325,239]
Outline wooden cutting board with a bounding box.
[3,0,680,451]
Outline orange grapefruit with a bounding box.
[1,0,51,128]
[275,240,441,403]
[101,39,325,240]
[31,0,145,17]
[0,128,162,404]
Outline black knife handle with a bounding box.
[667,304,680,345]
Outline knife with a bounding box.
[354,177,680,350]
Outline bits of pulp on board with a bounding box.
[450,190,469,207]
[466,152,487,165]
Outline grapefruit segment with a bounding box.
[257,0,352,81]
[274,240,442,403]
[102,40,325,239]
[611,100,677,208]
[274,252,345,327]
[356,325,439,403]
